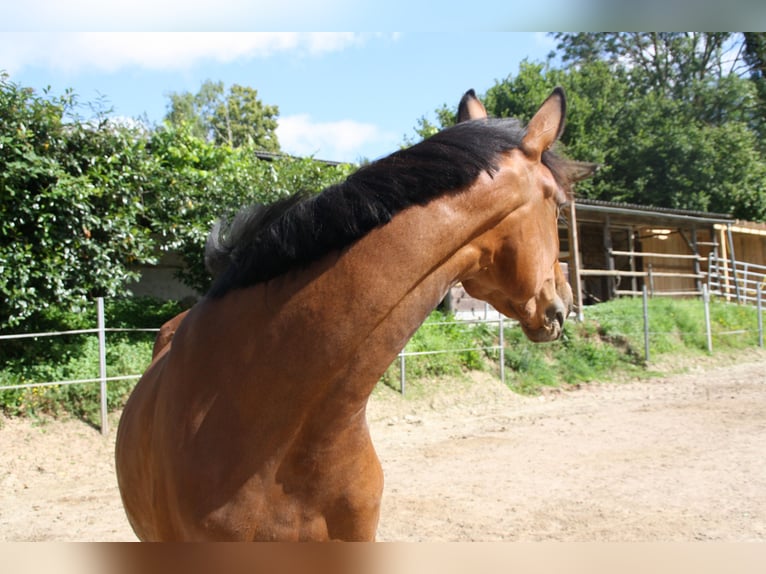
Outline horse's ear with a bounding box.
[457,89,487,122]
[521,87,566,161]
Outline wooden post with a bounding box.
[718,225,731,301]
[567,201,584,321]
[604,215,614,300]
[629,227,637,296]
[726,224,741,304]
[692,226,702,295]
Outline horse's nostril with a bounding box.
[546,304,567,329]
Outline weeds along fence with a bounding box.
[0,298,158,436]
[578,251,765,359]
[1,290,764,435]
[0,298,511,434]
[604,284,765,363]
[396,313,508,396]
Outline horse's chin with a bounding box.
[520,320,563,343]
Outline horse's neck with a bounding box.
[211,168,524,406]
[288,171,521,395]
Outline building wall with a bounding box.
[127,252,200,302]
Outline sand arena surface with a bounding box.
[2,351,765,541]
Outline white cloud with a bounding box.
[277,114,398,163]
[3,0,354,31]
[0,32,367,75]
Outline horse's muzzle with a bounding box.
[522,289,572,343]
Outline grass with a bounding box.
[501,296,763,394]
[500,316,645,394]
[1,296,763,423]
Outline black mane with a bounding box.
[205,118,560,298]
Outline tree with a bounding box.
[546,33,766,220]
[165,80,280,150]
[479,60,629,202]
[420,55,766,221]
[141,120,356,293]
[1,75,354,327]
[743,32,766,143]
[553,33,747,92]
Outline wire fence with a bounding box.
[396,315,508,396]
[1,287,764,435]
[624,284,764,362]
[0,298,158,436]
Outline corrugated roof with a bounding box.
[575,198,734,221]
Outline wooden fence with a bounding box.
[577,249,766,306]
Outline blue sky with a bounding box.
[2,32,558,163]
[3,1,762,162]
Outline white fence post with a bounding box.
[703,284,713,354]
[97,297,108,436]
[499,314,505,386]
[399,352,406,395]
[642,285,650,362]
[758,283,763,349]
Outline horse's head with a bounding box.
[457,88,595,342]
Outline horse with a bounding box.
[115,88,596,541]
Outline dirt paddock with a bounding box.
[1,351,765,542]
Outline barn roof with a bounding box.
[574,198,734,227]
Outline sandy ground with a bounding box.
[1,350,765,542]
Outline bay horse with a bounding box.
[115,88,596,541]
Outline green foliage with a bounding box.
[501,318,639,394]
[164,80,280,150]
[0,74,157,328]
[552,33,742,103]
[475,55,766,221]
[587,296,761,355]
[500,296,761,395]
[415,34,766,222]
[142,124,356,292]
[1,75,357,327]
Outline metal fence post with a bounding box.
[703,284,713,354]
[97,297,108,436]
[758,283,763,349]
[642,285,650,362]
[499,314,505,386]
[399,352,406,396]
